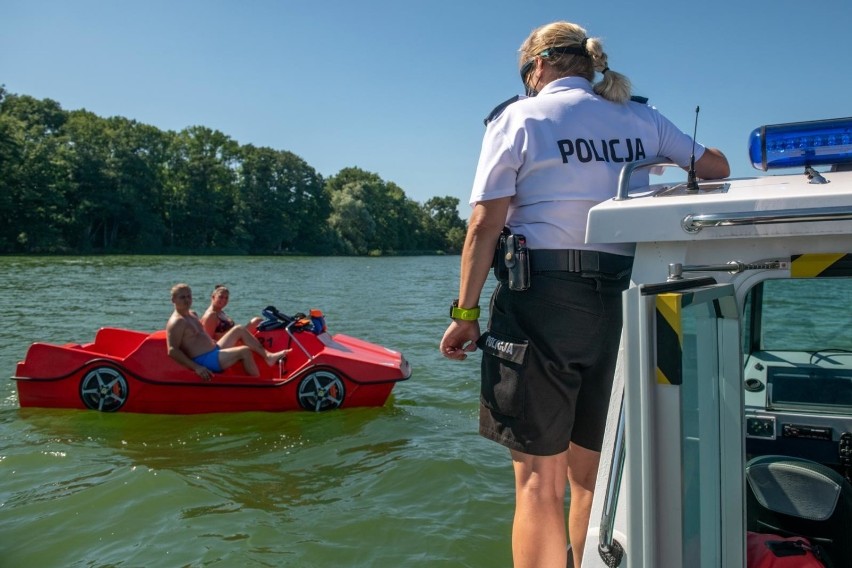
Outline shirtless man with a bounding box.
[166,283,289,380]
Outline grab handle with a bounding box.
[615,157,677,200]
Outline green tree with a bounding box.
[0,93,72,252]
[61,112,170,251]
[62,110,114,250]
[165,126,242,251]
[238,145,328,253]
[327,182,376,255]
[326,167,437,254]
[109,118,170,252]
[423,195,467,252]
[0,87,468,256]
[0,87,24,251]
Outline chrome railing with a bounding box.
[615,157,677,200]
[682,206,852,233]
[598,397,626,563]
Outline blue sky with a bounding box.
[2,0,850,210]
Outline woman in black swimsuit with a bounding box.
[201,284,261,340]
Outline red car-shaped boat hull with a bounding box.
[13,308,411,414]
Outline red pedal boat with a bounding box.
[13,306,411,414]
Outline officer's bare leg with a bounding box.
[566,443,601,568]
[511,449,569,568]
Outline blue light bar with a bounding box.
[749,117,852,171]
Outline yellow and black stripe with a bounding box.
[791,253,852,278]
[656,293,683,385]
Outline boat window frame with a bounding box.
[623,280,743,568]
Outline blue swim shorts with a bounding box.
[192,346,222,373]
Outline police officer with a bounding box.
[440,21,729,568]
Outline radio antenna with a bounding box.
[686,106,700,191]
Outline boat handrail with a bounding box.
[682,206,852,233]
[286,322,314,362]
[598,397,626,564]
[668,261,784,280]
[615,157,677,201]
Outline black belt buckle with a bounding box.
[579,250,600,273]
[586,252,633,279]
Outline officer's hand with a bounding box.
[440,320,480,361]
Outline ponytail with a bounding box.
[586,37,632,103]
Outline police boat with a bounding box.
[579,117,852,567]
[13,306,411,414]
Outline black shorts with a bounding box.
[478,270,629,456]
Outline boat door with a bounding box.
[621,279,744,567]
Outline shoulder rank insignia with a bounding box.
[483,95,521,126]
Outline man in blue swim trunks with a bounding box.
[192,346,224,373]
[166,283,289,381]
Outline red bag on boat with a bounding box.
[746,531,829,568]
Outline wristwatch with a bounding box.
[450,299,480,321]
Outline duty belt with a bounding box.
[529,249,633,275]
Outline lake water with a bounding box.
[0,256,515,567]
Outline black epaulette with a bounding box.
[483,95,520,126]
[483,94,648,125]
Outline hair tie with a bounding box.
[581,37,589,55]
[601,67,610,75]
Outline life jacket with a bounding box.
[746,532,832,568]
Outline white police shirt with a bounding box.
[469,76,705,255]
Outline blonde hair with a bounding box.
[170,282,191,300]
[518,21,631,103]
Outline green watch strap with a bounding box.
[450,300,480,321]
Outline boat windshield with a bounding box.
[744,278,852,353]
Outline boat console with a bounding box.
[745,354,852,468]
[742,277,852,471]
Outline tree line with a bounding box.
[0,86,468,255]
